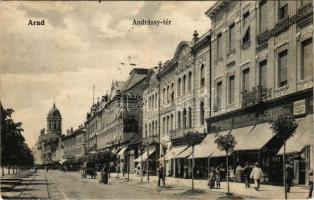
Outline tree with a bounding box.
[214,133,236,195]
[1,103,34,175]
[270,114,298,200]
[184,131,203,191]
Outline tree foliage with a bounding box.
[270,114,298,141]
[214,133,236,154]
[1,104,34,167]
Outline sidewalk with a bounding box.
[110,173,309,199]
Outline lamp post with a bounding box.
[161,142,167,186]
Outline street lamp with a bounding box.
[160,142,167,186]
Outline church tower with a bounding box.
[46,103,62,135]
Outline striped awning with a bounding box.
[278,114,313,155]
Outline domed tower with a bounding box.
[47,103,62,135]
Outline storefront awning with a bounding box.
[205,130,231,158]
[176,146,192,159]
[163,146,188,160]
[134,147,156,162]
[187,133,218,159]
[117,147,128,157]
[278,114,313,155]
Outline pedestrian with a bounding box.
[243,162,252,188]
[235,164,243,182]
[157,164,165,187]
[46,166,49,172]
[228,166,234,181]
[208,167,215,189]
[250,162,263,191]
[215,166,221,189]
[285,161,294,193]
[308,169,313,199]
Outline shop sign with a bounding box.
[262,104,292,121]
[293,99,306,116]
[210,118,233,132]
[233,113,256,129]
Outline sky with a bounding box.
[0,1,214,148]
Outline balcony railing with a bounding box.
[242,86,272,108]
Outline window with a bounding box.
[200,102,205,125]
[229,23,235,51]
[278,1,288,21]
[163,118,165,136]
[188,108,192,128]
[188,71,192,91]
[178,78,181,96]
[170,115,173,130]
[259,60,267,88]
[163,88,166,104]
[167,86,170,102]
[155,93,158,108]
[217,33,222,59]
[242,12,250,44]
[183,109,187,129]
[155,121,158,136]
[149,123,151,137]
[259,0,267,32]
[242,68,250,92]
[278,50,288,87]
[228,76,235,104]
[200,64,205,86]
[301,38,313,80]
[183,75,186,94]
[171,83,174,101]
[177,112,181,129]
[216,81,223,110]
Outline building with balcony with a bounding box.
[85,68,149,173]
[205,0,313,185]
[140,30,211,178]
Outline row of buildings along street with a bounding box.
[33,0,313,188]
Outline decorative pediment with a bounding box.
[173,41,191,62]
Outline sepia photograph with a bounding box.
[0,0,313,199]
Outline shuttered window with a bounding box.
[278,50,288,87]
[229,23,235,51]
[217,33,222,59]
[278,0,288,21]
[259,60,267,88]
[228,76,235,104]
[301,38,313,80]
[216,81,222,110]
[259,0,268,32]
[242,68,250,92]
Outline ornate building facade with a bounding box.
[206,0,313,184]
[34,104,64,165]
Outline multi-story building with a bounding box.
[63,125,86,160]
[141,30,211,178]
[34,103,64,165]
[205,0,313,185]
[85,68,149,173]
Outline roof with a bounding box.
[122,68,149,92]
[47,103,61,119]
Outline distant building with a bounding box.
[85,68,149,173]
[34,103,64,165]
[63,125,86,160]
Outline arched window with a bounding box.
[178,112,181,129]
[163,117,166,136]
[183,109,187,129]
[200,64,205,86]
[178,78,181,96]
[152,122,154,136]
[200,102,205,125]
[188,71,192,91]
[166,116,169,134]
[53,123,57,129]
[183,75,186,94]
[188,108,192,128]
